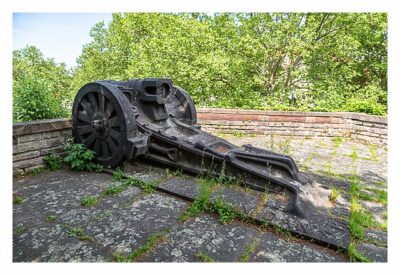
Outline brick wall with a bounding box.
[197,108,387,145]
[13,119,72,175]
[12,109,387,174]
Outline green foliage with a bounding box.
[13,194,24,205]
[13,76,68,122]
[13,46,71,122]
[329,188,340,203]
[103,184,125,196]
[113,232,165,262]
[62,139,103,171]
[13,13,387,119]
[67,227,93,241]
[112,167,125,181]
[240,238,259,262]
[81,196,98,207]
[43,150,62,170]
[210,199,237,224]
[195,252,215,262]
[47,215,57,223]
[72,13,387,116]
[348,243,370,262]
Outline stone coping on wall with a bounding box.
[13,118,72,136]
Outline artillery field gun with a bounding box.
[72,78,349,248]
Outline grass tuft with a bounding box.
[103,184,125,196]
[239,238,259,262]
[348,243,370,262]
[329,188,340,203]
[47,215,57,223]
[67,227,93,241]
[196,251,215,262]
[13,194,24,204]
[81,196,98,207]
[112,232,165,262]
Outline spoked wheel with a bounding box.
[72,82,137,167]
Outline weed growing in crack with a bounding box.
[81,196,98,207]
[195,251,215,262]
[329,188,340,203]
[67,227,93,241]
[13,194,24,204]
[112,232,165,262]
[348,243,370,262]
[211,199,237,224]
[14,226,28,235]
[112,167,125,181]
[368,144,379,161]
[239,238,259,262]
[47,215,57,223]
[103,184,125,196]
[332,137,345,149]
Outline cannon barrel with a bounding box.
[72,78,311,218]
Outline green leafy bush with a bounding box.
[13,76,67,122]
[43,150,62,170]
[62,139,103,171]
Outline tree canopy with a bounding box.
[13,13,388,122]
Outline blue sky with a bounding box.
[13,13,113,69]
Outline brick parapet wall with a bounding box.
[12,109,387,174]
[13,118,72,175]
[197,108,387,145]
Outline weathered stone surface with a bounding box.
[365,229,387,247]
[139,214,258,262]
[122,161,166,183]
[210,186,259,214]
[14,156,46,169]
[13,223,108,262]
[256,207,350,249]
[42,131,61,139]
[13,169,187,262]
[13,137,65,155]
[249,231,348,262]
[355,243,387,262]
[158,177,200,200]
[17,133,42,144]
[86,193,187,258]
[13,150,40,162]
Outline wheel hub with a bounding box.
[92,113,109,138]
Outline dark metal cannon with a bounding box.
[72,78,315,218]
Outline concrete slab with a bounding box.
[139,214,258,262]
[249,231,348,262]
[84,193,188,258]
[356,243,387,262]
[158,177,200,200]
[210,186,259,214]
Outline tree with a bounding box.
[13,46,72,122]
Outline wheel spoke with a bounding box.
[80,99,94,116]
[101,140,110,157]
[106,136,117,152]
[98,93,105,113]
[93,139,101,156]
[104,102,114,119]
[87,93,98,113]
[78,125,93,135]
[77,110,91,124]
[109,117,120,128]
[82,132,96,148]
[109,128,120,142]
